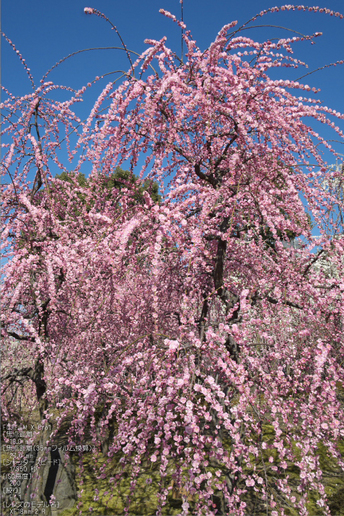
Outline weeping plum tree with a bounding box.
[1,4,344,515]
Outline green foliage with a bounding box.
[102,167,161,204]
[55,171,88,188]
[55,167,161,208]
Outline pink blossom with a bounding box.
[1,5,344,515]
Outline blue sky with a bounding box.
[2,0,344,170]
[3,1,344,96]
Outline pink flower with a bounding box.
[165,339,179,351]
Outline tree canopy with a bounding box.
[1,5,344,516]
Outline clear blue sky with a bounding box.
[2,0,344,168]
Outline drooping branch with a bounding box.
[197,295,209,343]
[214,238,227,299]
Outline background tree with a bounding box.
[55,166,160,207]
[1,5,344,515]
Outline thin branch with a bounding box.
[181,0,184,64]
[303,249,324,276]
[42,47,152,82]
[296,59,344,81]
[5,331,35,342]
[84,9,134,77]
